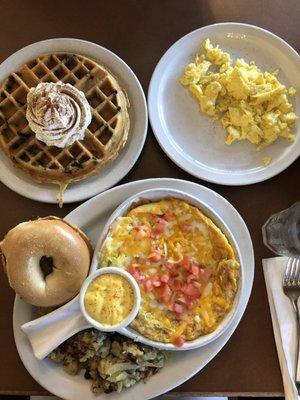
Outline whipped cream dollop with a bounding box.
[26,82,92,148]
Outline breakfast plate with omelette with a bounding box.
[17,187,242,360]
[12,178,254,400]
[148,23,299,185]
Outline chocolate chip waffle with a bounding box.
[0,53,130,202]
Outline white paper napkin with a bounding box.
[263,257,299,400]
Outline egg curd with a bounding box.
[84,274,134,327]
[180,38,298,156]
[99,198,240,346]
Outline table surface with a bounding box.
[0,0,299,396]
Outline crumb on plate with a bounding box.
[263,157,271,166]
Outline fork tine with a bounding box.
[290,258,298,285]
[284,258,293,286]
[290,258,296,284]
[293,259,300,286]
[293,259,300,285]
[296,259,300,286]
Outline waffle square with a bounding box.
[0,53,130,189]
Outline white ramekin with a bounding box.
[80,267,141,332]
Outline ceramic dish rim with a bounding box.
[91,187,244,351]
[79,267,141,332]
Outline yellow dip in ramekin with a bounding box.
[84,273,135,327]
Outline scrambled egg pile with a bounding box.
[180,39,298,153]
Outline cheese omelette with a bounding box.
[180,39,298,156]
[99,198,240,346]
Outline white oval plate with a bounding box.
[148,23,300,185]
[92,187,244,351]
[13,178,254,400]
[0,38,148,203]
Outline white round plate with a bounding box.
[0,38,147,203]
[13,178,254,400]
[148,23,300,185]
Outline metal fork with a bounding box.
[283,257,300,393]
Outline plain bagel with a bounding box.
[0,216,93,307]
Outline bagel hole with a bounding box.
[40,256,54,279]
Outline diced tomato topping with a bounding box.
[162,284,172,303]
[181,255,192,271]
[173,279,182,290]
[132,244,210,320]
[168,277,175,287]
[187,274,196,283]
[148,252,161,262]
[128,264,135,274]
[151,217,169,238]
[164,261,173,270]
[155,216,169,225]
[150,275,161,287]
[200,267,212,283]
[173,336,185,347]
[180,224,193,233]
[128,265,144,283]
[153,280,161,287]
[150,231,160,239]
[181,283,201,300]
[136,271,144,282]
[136,273,145,282]
[156,225,168,234]
[160,274,169,283]
[191,264,199,276]
[136,257,149,265]
[144,279,153,292]
[169,268,179,278]
[162,211,173,221]
[173,303,185,314]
